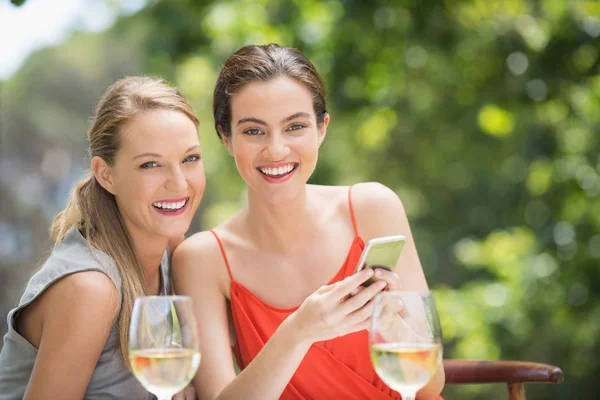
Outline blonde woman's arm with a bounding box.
[20,271,119,400]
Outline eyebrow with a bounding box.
[282,112,311,124]
[236,117,266,126]
[236,112,312,127]
[133,145,201,160]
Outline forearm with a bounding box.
[417,365,445,400]
[216,318,311,400]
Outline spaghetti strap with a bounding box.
[348,185,359,237]
[210,230,234,280]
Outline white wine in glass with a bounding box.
[129,296,201,400]
[370,291,443,400]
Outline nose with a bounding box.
[165,164,188,193]
[264,132,291,160]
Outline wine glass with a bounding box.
[369,291,443,400]
[129,296,201,400]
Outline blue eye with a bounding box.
[140,161,158,169]
[243,128,263,136]
[183,154,201,163]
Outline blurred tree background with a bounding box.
[1,0,599,398]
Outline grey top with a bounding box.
[0,227,170,400]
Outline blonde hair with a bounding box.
[50,76,199,364]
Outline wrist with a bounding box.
[281,312,313,351]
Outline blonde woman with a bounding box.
[0,77,205,399]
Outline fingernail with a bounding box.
[375,269,382,277]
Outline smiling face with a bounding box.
[223,77,329,205]
[94,109,205,242]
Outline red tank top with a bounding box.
[211,187,443,400]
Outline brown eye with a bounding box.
[287,124,306,131]
[243,128,263,136]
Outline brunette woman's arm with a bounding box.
[352,182,445,400]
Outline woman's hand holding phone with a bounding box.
[350,267,403,297]
[354,235,406,288]
[372,267,402,290]
[289,268,387,344]
[349,260,414,337]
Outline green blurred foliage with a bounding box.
[2,0,599,399]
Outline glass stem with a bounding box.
[401,394,416,400]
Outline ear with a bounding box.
[318,113,330,146]
[218,125,234,156]
[91,156,116,195]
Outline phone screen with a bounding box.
[355,235,406,286]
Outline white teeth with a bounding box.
[259,164,295,176]
[153,199,187,210]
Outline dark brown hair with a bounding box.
[51,76,198,364]
[213,43,327,139]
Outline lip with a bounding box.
[256,163,298,184]
[152,196,190,216]
[153,196,189,203]
[256,162,297,169]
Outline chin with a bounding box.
[156,221,193,239]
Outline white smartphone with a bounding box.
[354,235,406,287]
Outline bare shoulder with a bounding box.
[352,182,404,212]
[174,230,221,260]
[171,229,231,295]
[19,270,119,348]
[173,207,246,267]
[21,271,121,399]
[172,231,224,276]
[351,182,407,239]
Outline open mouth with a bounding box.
[152,198,188,213]
[256,163,298,178]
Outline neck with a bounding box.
[128,229,168,295]
[245,185,316,252]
